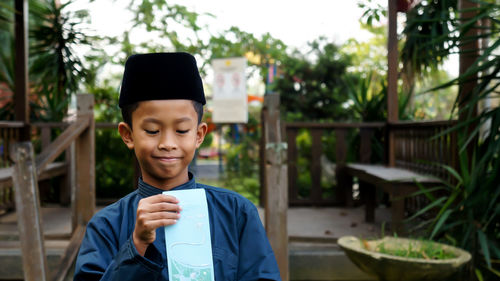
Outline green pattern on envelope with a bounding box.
[163,189,215,281]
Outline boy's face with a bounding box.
[118,99,207,189]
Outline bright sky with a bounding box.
[74,0,380,50]
[176,0,376,48]
[71,0,457,84]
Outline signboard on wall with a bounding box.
[212,57,248,123]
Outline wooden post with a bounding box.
[310,129,322,202]
[260,109,267,207]
[14,0,30,141]
[72,94,95,230]
[60,142,74,206]
[458,0,479,162]
[334,128,352,206]
[39,126,51,201]
[11,141,48,281]
[286,127,298,204]
[360,128,374,163]
[387,0,399,167]
[40,127,51,149]
[359,128,376,211]
[263,93,288,280]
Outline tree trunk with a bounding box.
[458,0,479,162]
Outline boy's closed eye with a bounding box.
[145,129,159,135]
[176,129,189,134]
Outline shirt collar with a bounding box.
[138,172,196,197]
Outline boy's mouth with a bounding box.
[154,156,182,162]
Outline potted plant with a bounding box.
[338,236,471,281]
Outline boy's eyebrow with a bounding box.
[141,117,193,124]
[174,117,192,123]
[142,118,162,124]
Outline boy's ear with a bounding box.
[195,122,208,148]
[118,122,134,150]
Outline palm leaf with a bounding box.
[430,209,453,239]
[405,196,447,222]
[478,230,492,268]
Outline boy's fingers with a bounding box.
[140,211,180,221]
[142,219,178,230]
[137,202,181,215]
[147,202,182,213]
[142,194,179,204]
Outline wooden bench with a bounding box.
[340,121,458,233]
[343,163,441,232]
[269,119,457,232]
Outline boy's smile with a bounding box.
[118,99,207,190]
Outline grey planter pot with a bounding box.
[338,236,471,281]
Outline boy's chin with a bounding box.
[145,170,189,184]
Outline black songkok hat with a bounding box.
[119,52,206,108]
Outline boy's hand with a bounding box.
[133,194,181,256]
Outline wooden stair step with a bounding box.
[0,207,72,240]
[289,242,375,280]
[0,240,70,280]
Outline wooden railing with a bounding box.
[0,122,71,213]
[391,120,459,181]
[281,120,458,207]
[285,122,385,206]
[390,120,459,217]
[9,94,95,281]
[0,121,123,212]
[0,121,23,168]
[0,122,24,213]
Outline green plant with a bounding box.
[408,142,500,278]
[345,71,386,122]
[400,0,459,79]
[0,0,91,122]
[365,239,458,260]
[221,112,262,204]
[95,128,136,199]
[30,0,92,121]
[403,1,500,279]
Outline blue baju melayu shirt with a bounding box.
[74,176,281,281]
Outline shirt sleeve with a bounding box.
[74,216,164,281]
[236,202,282,281]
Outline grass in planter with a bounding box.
[361,239,457,260]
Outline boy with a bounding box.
[74,52,281,280]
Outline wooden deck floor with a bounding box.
[0,205,391,241]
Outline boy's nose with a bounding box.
[158,134,177,150]
[158,142,177,150]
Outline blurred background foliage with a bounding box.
[0,0,93,122]
[1,2,499,278]
[0,0,470,201]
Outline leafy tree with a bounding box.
[275,38,354,122]
[342,23,388,76]
[400,0,458,79]
[206,27,288,80]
